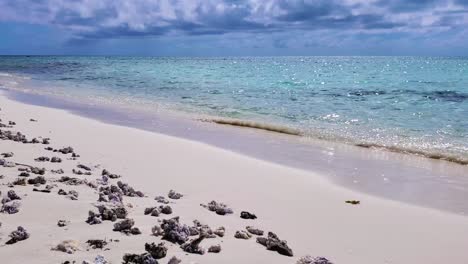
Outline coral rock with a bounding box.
[6,226,30,244]
[240,211,257,219]
[297,256,334,264]
[145,242,167,259]
[1,201,21,214]
[168,190,183,200]
[161,217,190,244]
[246,226,264,236]
[122,253,157,264]
[167,256,181,264]
[181,235,206,255]
[53,240,80,254]
[201,200,233,215]
[86,239,108,249]
[256,232,294,257]
[208,244,222,253]
[234,230,252,239]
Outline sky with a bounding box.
[0,0,468,56]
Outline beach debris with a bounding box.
[246,226,264,236]
[240,211,257,219]
[83,255,108,264]
[214,226,226,237]
[51,157,62,163]
[122,253,157,264]
[58,189,79,200]
[190,220,216,238]
[19,172,30,177]
[1,201,21,214]
[144,207,160,217]
[117,181,144,197]
[58,176,84,186]
[145,242,168,259]
[168,190,183,200]
[33,187,51,193]
[42,138,50,144]
[35,156,50,162]
[67,190,79,200]
[167,256,182,264]
[181,234,206,255]
[0,130,27,142]
[102,169,121,179]
[154,195,170,204]
[52,168,64,174]
[151,225,164,237]
[297,256,334,264]
[256,232,294,257]
[208,244,222,253]
[28,176,46,185]
[77,164,92,171]
[30,118,37,122]
[7,190,21,200]
[12,178,27,186]
[6,226,30,244]
[97,204,128,221]
[99,185,124,203]
[1,152,13,158]
[73,169,91,175]
[86,239,108,249]
[159,205,173,215]
[345,200,360,205]
[53,240,81,254]
[201,200,233,215]
[57,220,70,227]
[31,167,46,175]
[1,160,16,167]
[86,211,103,225]
[113,218,141,235]
[160,217,191,244]
[58,147,74,154]
[234,230,252,239]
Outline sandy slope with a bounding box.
[0,92,467,264]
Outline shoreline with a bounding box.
[3,88,468,216]
[1,70,467,168]
[1,85,468,263]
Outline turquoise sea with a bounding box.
[0,56,467,164]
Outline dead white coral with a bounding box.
[52,240,81,254]
[1,201,21,214]
[234,230,251,239]
[297,255,334,264]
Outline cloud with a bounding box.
[0,0,467,54]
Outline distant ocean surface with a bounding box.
[0,56,467,164]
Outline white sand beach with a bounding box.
[1,92,468,264]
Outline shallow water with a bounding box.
[0,56,467,164]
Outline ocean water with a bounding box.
[0,56,467,164]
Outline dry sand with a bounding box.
[0,91,468,264]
